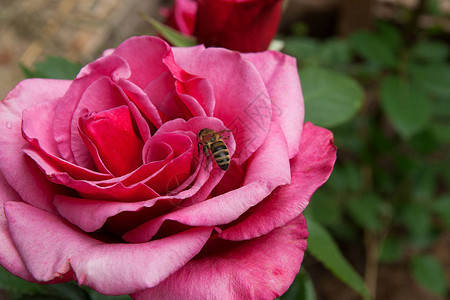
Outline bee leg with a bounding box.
[203,145,210,170]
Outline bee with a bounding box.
[197,128,231,171]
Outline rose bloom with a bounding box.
[164,0,283,52]
[0,36,335,299]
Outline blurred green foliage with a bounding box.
[284,19,450,299]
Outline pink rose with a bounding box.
[164,0,284,52]
[0,36,336,299]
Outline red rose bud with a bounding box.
[163,0,197,36]
[165,0,283,52]
[195,0,283,52]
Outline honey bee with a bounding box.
[197,128,231,171]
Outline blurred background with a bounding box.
[0,0,449,299]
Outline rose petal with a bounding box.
[22,98,61,157]
[133,215,308,300]
[219,123,336,241]
[70,226,213,295]
[22,148,160,201]
[112,36,173,89]
[0,79,71,213]
[21,95,114,182]
[79,105,144,176]
[70,77,127,169]
[0,172,35,281]
[4,201,100,282]
[54,54,131,164]
[53,162,209,233]
[4,201,213,295]
[118,79,162,129]
[243,51,304,159]
[142,70,176,122]
[172,46,271,165]
[176,76,215,117]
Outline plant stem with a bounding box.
[364,230,379,299]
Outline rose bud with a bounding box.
[164,0,284,52]
[0,36,336,298]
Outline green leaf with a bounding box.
[431,96,450,142]
[13,296,70,300]
[306,217,372,299]
[408,63,450,98]
[349,31,397,68]
[378,237,404,263]
[376,22,403,53]
[346,193,383,232]
[402,204,432,244]
[410,40,449,63]
[85,286,132,300]
[308,190,342,226]
[283,37,321,67]
[318,39,351,69]
[410,255,447,297]
[281,269,316,300]
[0,266,44,295]
[380,76,431,139]
[433,194,450,228]
[300,67,364,127]
[20,56,82,80]
[139,12,197,47]
[39,282,91,300]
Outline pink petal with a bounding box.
[79,106,144,176]
[0,172,35,281]
[172,47,271,165]
[70,226,213,295]
[22,99,114,181]
[0,79,71,213]
[4,201,100,281]
[53,162,209,233]
[118,79,162,129]
[243,51,305,159]
[21,148,160,201]
[70,76,128,169]
[219,123,336,241]
[54,54,131,164]
[54,195,159,233]
[133,215,308,300]
[22,97,61,157]
[21,143,113,182]
[142,77,172,122]
[178,77,215,117]
[4,201,213,295]
[162,52,215,118]
[123,123,289,243]
[112,36,173,89]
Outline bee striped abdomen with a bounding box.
[210,141,230,170]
